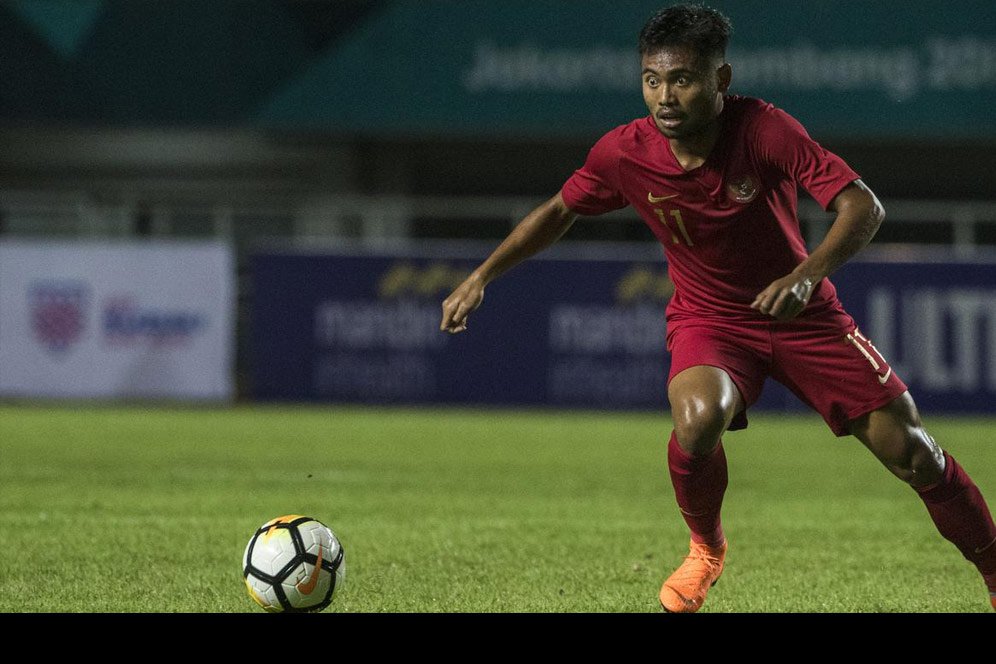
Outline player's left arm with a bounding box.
[751,179,884,320]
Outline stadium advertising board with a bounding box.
[260,0,996,139]
[830,258,996,409]
[252,247,668,409]
[0,241,234,400]
[251,247,996,414]
[2,1,994,138]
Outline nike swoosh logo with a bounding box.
[297,544,324,595]
[975,536,996,554]
[877,367,892,385]
[648,192,679,204]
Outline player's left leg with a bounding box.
[771,316,996,609]
[849,393,996,610]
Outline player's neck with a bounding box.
[667,119,722,172]
[666,95,726,172]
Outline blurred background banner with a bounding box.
[251,246,670,408]
[2,0,994,137]
[252,247,996,414]
[2,1,996,413]
[0,241,234,400]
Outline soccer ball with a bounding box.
[242,515,346,612]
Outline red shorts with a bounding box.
[666,311,908,437]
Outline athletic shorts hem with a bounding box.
[833,386,909,438]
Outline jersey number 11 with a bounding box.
[654,207,694,246]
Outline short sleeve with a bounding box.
[560,129,629,215]
[751,106,860,210]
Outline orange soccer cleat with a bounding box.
[659,539,727,613]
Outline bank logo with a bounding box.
[103,296,205,345]
[377,262,471,299]
[616,266,673,304]
[29,280,89,353]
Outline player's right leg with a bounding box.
[660,321,767,613]
[660,365,745,613]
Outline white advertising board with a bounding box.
[0,241,234,400]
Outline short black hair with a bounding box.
[638,4,732,61]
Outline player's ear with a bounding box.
[717,63,732,93]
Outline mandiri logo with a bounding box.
[29,280,90,353]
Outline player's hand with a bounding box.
[750,274,816,321]
[440,276,484,334]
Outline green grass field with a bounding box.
[1,404,993,613]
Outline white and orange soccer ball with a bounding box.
[242,515,346,612]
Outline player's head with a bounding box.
[639,4,731,63]
[639,4,733,139]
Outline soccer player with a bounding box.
[439,4,996,612]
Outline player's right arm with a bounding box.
[440,192,577,334]
[441,127,627,334]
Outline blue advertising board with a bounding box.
[251,246,996,415]
[251,245,670,409]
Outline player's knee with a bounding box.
[856,393,944,486]
[906,428,945,486]
[671,397,730,455]
[890,427,945,487]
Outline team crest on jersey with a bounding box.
[726,175,759,204]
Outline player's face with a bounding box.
[641,47,731,140]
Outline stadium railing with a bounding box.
[3,190,996,253]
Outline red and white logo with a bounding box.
[29,281,89,353]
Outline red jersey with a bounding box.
[560,95,859,323]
